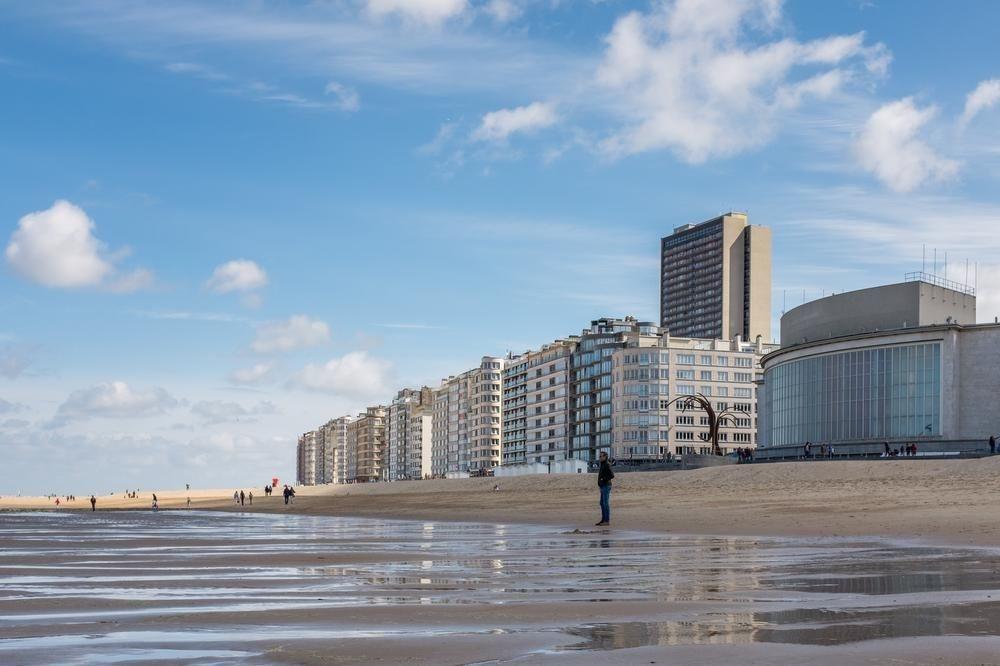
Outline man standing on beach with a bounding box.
[596,451,614,527]
[90,495,96,511]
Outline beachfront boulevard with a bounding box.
[2,512,1000,664]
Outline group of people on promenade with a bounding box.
[884,442,919,457]
[735,447,754,463]
[801,442,836,458]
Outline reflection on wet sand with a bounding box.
[2,511,1000,664]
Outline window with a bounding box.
[677,354,695,365]
[717,371,729,381]
[735,356,753,367]
[676,431,694,441]
[700,355,713,365]
[699,386,712,396]
[676,384,695,395]
[676,415,694,425]
[676,369,695,380]
[700,371,713,381]
[734,387,752,398]
[716,387,729,397]
[734,372,752,382]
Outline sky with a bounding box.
[2,0,999,495]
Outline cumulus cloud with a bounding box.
[324,81,360,111]
[5,200,153,291]
[960,78,1000,128]
[471,102,558,142]
[854,98,959,192]
[229,362,276,385]
[206,259,268,293]
[594,0,889,162]
[51,381,178,427]
[251,315,331,354]
[290,351,392,399]
[365,0,468,25]
[190,399,278,425]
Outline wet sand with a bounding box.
[4,511,1000,665]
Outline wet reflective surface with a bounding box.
[2,511,1000,664]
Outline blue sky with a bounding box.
[2,0,999,495]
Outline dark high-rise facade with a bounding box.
[660,212,771,342]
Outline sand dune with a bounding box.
[6,458,1000,546]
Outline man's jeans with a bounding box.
[599,484,611,523]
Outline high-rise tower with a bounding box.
[660,212,771,341]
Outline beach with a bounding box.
[5,510,1000,664]
[10,457,1000,546]
[7,459,1000,664]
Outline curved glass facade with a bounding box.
[764,343,940,447]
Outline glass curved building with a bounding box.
[759,279,999,456]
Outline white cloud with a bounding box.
[365,0,468,25]
[484,0,521,23]
[854,98,959,192]
[324,81,360,111]
[51,381,178,427]
[206,259,268,293]
[960,78,1000,128]
[290,351,392,399]
[229,362,277,385]
[251,315,331,354]
[471,101,558,142]
[4,200,153,290]
[190,399,277,424]
[594,0,888,162]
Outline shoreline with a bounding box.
[7,457,1000,547]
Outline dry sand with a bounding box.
[8,457,1000,546]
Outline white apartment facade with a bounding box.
[571,317,777,462]
[468,356,505,473]
[502,340,576,466]
[386,387,435,481]
[319,416,351,485]
[296,430,319,486]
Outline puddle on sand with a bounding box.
[3,511,1000,663]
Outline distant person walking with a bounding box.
[283,485,290,505]
[239,490,245,507]
[596,451,614,527]
[90,495,96,511]
[289,486,295,504]
[233,491,239,505]
[248,491,253,506]
[990,435,996,455]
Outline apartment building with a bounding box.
[469,356,505,473]
[571,317,777,462]
[296,430,319,486]
[502,339,576,466]
[319,416,351,485]
[432,370,472,477]
[386,387,435,481]
[348,406,387,483]
[430,357,504,476]
[661,212,771,342]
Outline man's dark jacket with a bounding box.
[597,460,615,487]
